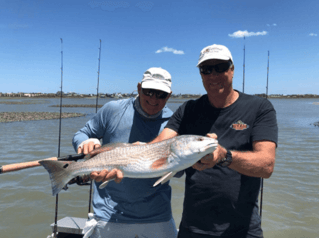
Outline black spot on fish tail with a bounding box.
[39,160,74,196]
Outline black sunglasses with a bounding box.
[142,88,169,99]
[199,61,232,75]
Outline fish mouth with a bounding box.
[203,143,217,151]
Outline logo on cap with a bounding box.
[199,46,225,60]
[152,73,171,82]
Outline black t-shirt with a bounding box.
[166,91,278,237]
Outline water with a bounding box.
[1,97,319,238]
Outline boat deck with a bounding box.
[51,216,86,238]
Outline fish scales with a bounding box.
[40,135,218,196]
[75,138,174,175]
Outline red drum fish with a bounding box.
[40,135,218,196]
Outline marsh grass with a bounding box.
[0,100,48,105]
[0,112,85,123]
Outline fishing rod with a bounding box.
[260,50,270,221]
[0,43,86,175]
[242,36,245,93]
[266,51,270,100]
[1,41,103,175]
[52,38,65,238]
[95,39,102,112]
[0,153,85,174]
[87,39,103,214]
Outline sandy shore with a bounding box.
[0,112,85,123]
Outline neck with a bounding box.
[134,96,162,119]
[207,89,239,108]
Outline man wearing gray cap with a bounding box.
[151,44,278,237]
[72,67,177,238]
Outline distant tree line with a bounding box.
[1,92,319,99]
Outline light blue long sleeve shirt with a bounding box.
[72,97,173,223]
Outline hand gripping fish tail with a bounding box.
[40,135,218,196]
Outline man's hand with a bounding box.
[192,133,226,171]
[90,169,124,183]
[77,140,124,183]
[77,140,101,154]
[89,141,144,183]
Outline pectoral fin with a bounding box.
[153,172,176,187]
[151,157,168,169]
[99,178,115,189]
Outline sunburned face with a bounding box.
[199,59,234,96]
[137,83,171,115]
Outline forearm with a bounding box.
[229,149,275,178]
[72,115,104,151]
[150,128,178,144]
[197,140,276,178]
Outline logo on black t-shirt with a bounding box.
[230,120,249,130]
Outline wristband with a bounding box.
[218,150,232,167]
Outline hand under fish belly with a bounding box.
[40,135,218,196]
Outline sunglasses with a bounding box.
[142,88,169,99]
[199,61,232,75]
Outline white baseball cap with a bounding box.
[197,44,233,67]
[141,67,172,93]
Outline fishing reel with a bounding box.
[63,175,92,190]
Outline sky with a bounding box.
[1,0,318,95]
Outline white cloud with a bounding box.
[155,46,185,55]
[228,30,268,38]
[309,33,317,36]
[267,23,277,27]
[273,23,277,26]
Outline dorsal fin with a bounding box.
[84,142,130,160]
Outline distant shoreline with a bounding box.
[1,95,319,100]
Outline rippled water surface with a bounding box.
[1,97,319,238]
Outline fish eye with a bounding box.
[63,163,69,169]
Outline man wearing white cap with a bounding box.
[150,44,278,237]
[72,67,177,238]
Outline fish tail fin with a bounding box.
[39,160,74,196]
